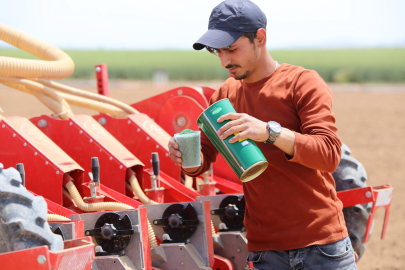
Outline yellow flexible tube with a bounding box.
[47,213,71,221]
[0,23,74,79]
[128,174,158,205]
[65,180,158,248]
[57,91,128,118]
[65,181,133,211]
[0,80,73,119]
[148,220,158,248]
[34,79,139,115]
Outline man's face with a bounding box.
[215,36,259,80]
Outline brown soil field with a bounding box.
[0,81,404,270]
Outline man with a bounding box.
[168,0,357,269]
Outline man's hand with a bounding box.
[168,137,183,166]
[168,137,201,173]
[217,113,268,143]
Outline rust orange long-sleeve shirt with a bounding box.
[185,63,348,251]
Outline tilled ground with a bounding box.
[0,81,404,270]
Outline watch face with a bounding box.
[270,122,282,133]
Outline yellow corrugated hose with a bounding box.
[65,180,158,248]
[47,213,71,221]
[0,23,74,79]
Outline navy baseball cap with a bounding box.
[193,0,267,50]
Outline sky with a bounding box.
[1,0,404,50]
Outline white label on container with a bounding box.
[241,141,249,146]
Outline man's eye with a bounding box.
[228,48,236,52]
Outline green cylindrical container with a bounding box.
[197,98,268,182]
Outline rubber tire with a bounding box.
[332,144,373,261]
[0,163,63,254]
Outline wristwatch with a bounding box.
[264,121,282,145]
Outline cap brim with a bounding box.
[193,29,244,50]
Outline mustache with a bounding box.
[225,64,240,69]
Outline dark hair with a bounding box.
[206,32,257,55]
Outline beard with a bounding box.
[233,69,251,80]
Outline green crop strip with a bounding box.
[1,48,404,82]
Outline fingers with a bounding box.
[230,130,250,143]
[219,123,247,141]
[168,137,182,166]
[169,137,179,149]
[217,113,242,123]
[217,118,244,137]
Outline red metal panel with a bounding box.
[95,64,110,97]
[30,115,144,195]
[203,200,215,268]
[49,237,94,270]
[93,113,181,181]
[132,87,209,122]
[0,117,84,205]
[139,207,153,270]
[201,86,217,103]
[0,237,94,270]
[213,255,235,270]
[336,186,375,208]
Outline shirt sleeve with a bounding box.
[287,70,342,173]
[181,84,226,177]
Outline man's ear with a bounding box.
[255,28,267,48]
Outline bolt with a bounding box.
[45,161,48,165]
[1,124,4,128]
[146,137,150,140]
[156,145,159,149]
[23,143,27,146]
[69,122,73,126]
[154,221,158,225]
[181,262,184,265]
[237,249,241,252]
[95,66,101,73]
[178,89,183,95]
[79,130,83,134]
[13,134,16,137]
[98,117,107,126]
[165,153,169,157]
[365,191,372,198]
[34,152,38,155]
[127,120,131,124]
[109,157,112,160]
[85,231,90,236]
[95,246,103,253]
[38,119,47,128]
[89,139,93,143]
[56,171,59,174]
[137,128,140,132]
[37,255,46,264]
[120,165,123,169]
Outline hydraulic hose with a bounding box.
[128,174,158,205]
[0,23,74,79]
[47,213,71,221]
[65,180,158,248]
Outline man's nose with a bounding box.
[219,52,231,68]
